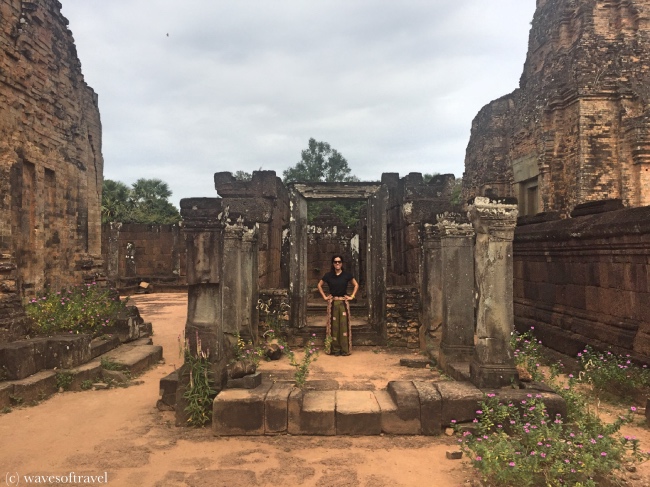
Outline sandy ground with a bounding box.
[0,294,473,487]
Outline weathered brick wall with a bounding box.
[383,173,460,286]
[101,223,186,292]
[464,0,650,216]
[514,204,650,362]
[307,207,356,289]
[0,0,103,342]
[386,286,420,348]
[214,171,290,289]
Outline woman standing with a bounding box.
[317,255,359,356]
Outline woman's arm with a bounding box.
[317,279,331,301]
[348,278,359,300]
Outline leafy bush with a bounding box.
[25,283,127,336]
[457,393,645,487]
[180,331,217,427]
[577,346,650,402]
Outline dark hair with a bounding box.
[330,254,344,273]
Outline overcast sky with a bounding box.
[61,1,536,207]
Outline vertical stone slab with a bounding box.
[438,217,476,372]
[421,224,442,334]
[222,224,244,348]
[105,222,121,284]
[178,198,227,426]
[240,227,259,343]
[367,185,388,335]
[468,196,519,388]
[288,187,308,328]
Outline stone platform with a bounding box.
[212,377,566,436]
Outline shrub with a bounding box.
[25,283,127,336]
[285,334,319,389]
[457,393,645,487]
[55,371,74,391]
[180,331,216,427]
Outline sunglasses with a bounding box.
[333,260,342,264]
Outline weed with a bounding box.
[257,297,290,336]
[456,393,648,487]
[1,406,11,414]
[55,371,74,391]
[9,394,23,405]
[25,283,127,336]
[324,335,333,355]
[284,334,319,389]
[511,327,547,382]
[100,356,125,371]
[577,346,650,403]
[0,366,9,381]
[181,331,216,427]
[80,379,93,390]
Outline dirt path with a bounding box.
[0,294,472,487]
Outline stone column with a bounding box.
[421,224,442,334]
[240,226,259,344]
[222,223,244,350]
[105,222,121,285]
[182,198,225,362]
[438,218,475,373]
[468,196,519,388]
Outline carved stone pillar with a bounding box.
[421,224,442,334]
[182,198,225,362]
[240,226,259,344]
[438,218,475,372]
[222,223,244,350]
[468,196,519,388]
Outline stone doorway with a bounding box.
[288,182,388,345]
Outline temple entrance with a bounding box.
[288,182,388,345]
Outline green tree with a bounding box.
[233,170,252,181]
[283,138,358,183]
[102,179,132,223]
[101,178,180,224]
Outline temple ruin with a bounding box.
[0,0,104,343]
[463,0,650,217]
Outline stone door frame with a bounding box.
[288,183,388,340]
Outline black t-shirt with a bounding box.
[321,271,353,297]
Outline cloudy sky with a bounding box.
[61,1,536,207]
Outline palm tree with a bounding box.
[130,178,173,205]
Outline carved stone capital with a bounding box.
[468,196,518,240]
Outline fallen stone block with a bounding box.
[159,369,179,409]
[399,357,433,368]
[12,370,57,405]
[226,372,262,389]
[90,335,121,359]
[435,381,484,425]
[490,389,567,420]
[446,450,463,460]
[336,390,381,435]
[387,381,421,431]
[0,381,14,408]
[104,345,163,375]
[45,335,91,369]
[0,340,43,380]
[413,381,442,435]
[213,383,273,436]
[374,390,420,435]
[66,361,102,391]
[288,390,336,435]
[265,382,294,434]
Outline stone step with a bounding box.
[211,379,567,436]
[0,339,163,409]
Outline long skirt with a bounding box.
[325,299,352,354]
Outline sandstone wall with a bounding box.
[0,0,103,342]
[102,223,186,292]
[464,0,650,216]
[514,204,650,361]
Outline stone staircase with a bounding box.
[0,306,162,409]
[212,377,566,436]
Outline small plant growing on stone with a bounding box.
[511,327,546,382]
[100,356,124,371]
[323,335,333,355]
[9,394,23,405]
[25,283,127,336]
[284,334,319,389]
[80,380,93,390]
[55,371,74,391]
[180,331,217,427]
[257,297,290,336]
